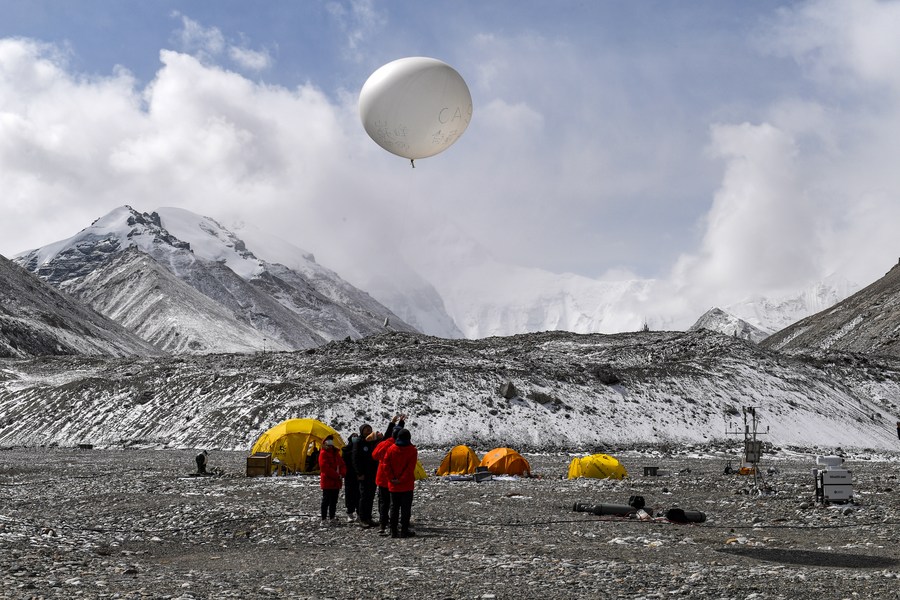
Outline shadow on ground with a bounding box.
[717,547,898,569]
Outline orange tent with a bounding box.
[479,447,531,477]
[436,445,480,476]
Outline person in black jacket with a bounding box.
[353,423,379,527]
[195,450,208,474]
[342,432,360,522]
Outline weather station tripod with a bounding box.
[724,405,772,493]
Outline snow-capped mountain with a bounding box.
[439,262,660,337]
[226,219,465,340]
[1,330,898,450]
[11,205,861,352]
[65,246,295,353]
[428,259,857,340]
[380,221,662,338]
[689,307,770,343]
[356,218,856,339]
[0,253,160,358]
[724,276,858,335]
[15,206,416,354]
[762,260,900,358]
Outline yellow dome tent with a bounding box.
[414,460,428,480]
[251,418,345,474]
[480,447,531,476]
[567,453,628,480]
[436,445,480,476]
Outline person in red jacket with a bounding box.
[318,435,346,523]
[372,414,405,535]
[382,428,418,538]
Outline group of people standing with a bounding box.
[317,414,418,539]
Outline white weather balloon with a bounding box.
[359,57,472,163]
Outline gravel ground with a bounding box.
[1,447,899,599]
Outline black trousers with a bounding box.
[344,475,360,515]
[389,490,414,533]
[358,479,377,522]
[321,488,339,519]
[377,485,391,527]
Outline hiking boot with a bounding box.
[347,513,357,523]
[360,519,377,528]
[390,529,400,538]
[400,530,416,538]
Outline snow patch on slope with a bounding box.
[1,331,898,451]
[155,207,264,279]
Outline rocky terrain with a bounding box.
[2,330,899,451]
[0,254,160,359]
[1,447,898,599]
[763,260,900,358]
[689,307,770,343]
[4,224,900,598]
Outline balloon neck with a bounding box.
[410,159,415,169]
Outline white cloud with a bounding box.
[0,38,143,236]
[764,0,900,93]
[3,0,900,337]
[0,38,443,318]
[0,39,358,259]
[663,0,900,316]
[172,13,225,61]
[326,0,386,62]
[479,98,544,138]
[228,45,272,72]
[672,122,822,305]
[171,12,272,74]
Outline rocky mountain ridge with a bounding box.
[689,307,770,343]
[0,253,161,358]
[12,205,861,347]
[723,276,857,336]
[762,260,900,358]
[15,206,415,354]
[1,329,897,451]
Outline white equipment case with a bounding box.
[814,455,853,504]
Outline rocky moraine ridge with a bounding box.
[1,329,899,451]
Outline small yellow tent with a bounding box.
[436,445,480,476]
[414,460,428,480]
[251,418,345,474]
[567,454,628,480]
[480,447,531,476]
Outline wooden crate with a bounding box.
[246,452,272,477]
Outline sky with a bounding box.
[2,0,900,325]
